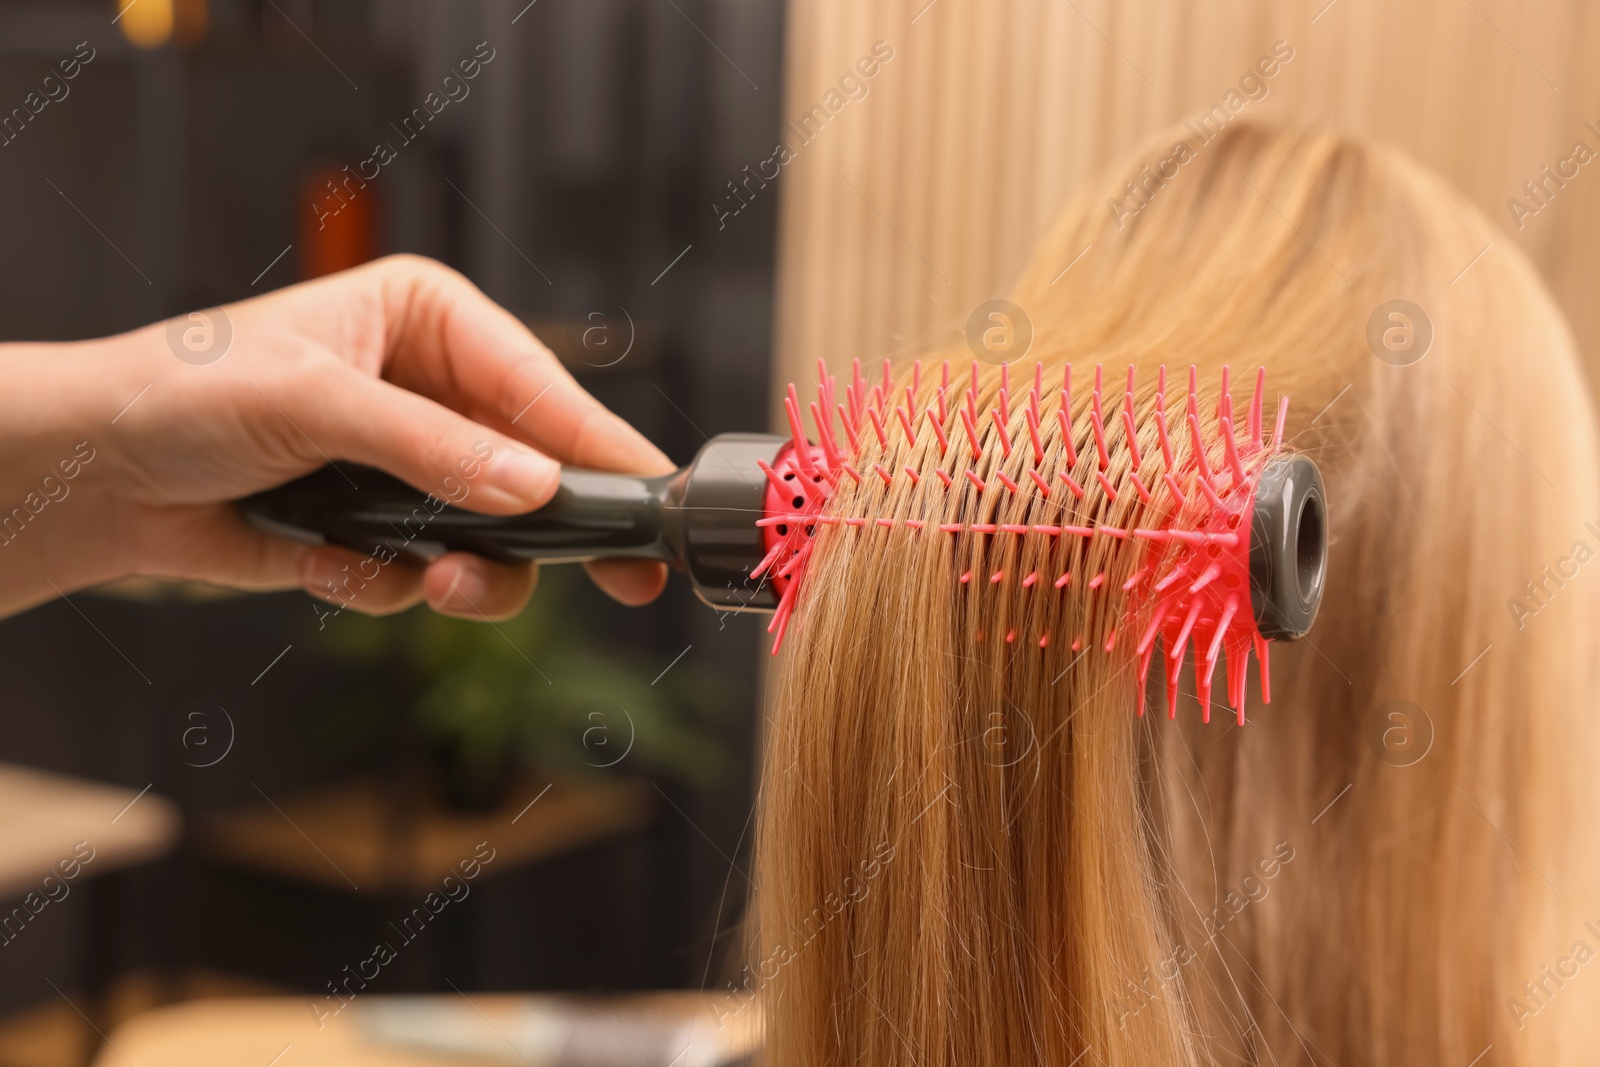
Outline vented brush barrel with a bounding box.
[238,432,1326,643]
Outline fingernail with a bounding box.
[438,562,486,614]
[489,448,557,506]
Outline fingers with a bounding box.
[276,367,564,515]
[371,256,676,476]
[299,545,427,616]
[130,504,314,591]
[583,558,669,606]
[422,552,538,620]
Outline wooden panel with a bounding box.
[772,0,1600,405]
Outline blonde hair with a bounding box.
[750,122,1600,1065]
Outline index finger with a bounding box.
[372,256,676,477]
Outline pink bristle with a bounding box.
[1248,368,1265,451]
[990,408,1013,456]
[1220,415,1247,483]
[1219,365,1231,422]
[1072,637,1083,652]
[1104,628,1117,653]
[1090,403,1110,470]
[1022,571,1038,587]
[1094,364,1103,395]
[905,385,916,414]
[867,406,889,449]
[784,390,815,474]
[840,463,862,483]
[1136,598,1175,656]
[1153,564,1189,594]
[1088,573,1106,589]
[1163,472,1188,507]
[996,471,1020,492]
[897,406,917,447]
[936,387,948,424]
[1055,572,1071,588]
[959,570,971,584]
[873,464,893,486]
[935,468,953,487]
[991,570,1005,584]
[1000,362,1009,394]
[912,360,921,395]
[965,470,986,492]
[998,387,1010,424]
[810,402,842,470]
[768,579,798,651]
[1058,470,1085,498]
[1121,567,1148,592]
[1033,362,1044,398]
[1028,469,1051,496]
[836,403,860,452]
[1157,364,1167,398]
[928,410,950,451]
[1005,629,1016,643]
[751,536,786,579]
[1026,408,1044,465]
[960,408,982,459]
[1056,399,1079,465]
[1255,632,1271,704]
[1122,406,1144,468]
[1187,365,1197,406]
[1155,403,1174,468]
[1129,472,1152,503]
[970,361,980,405]
[1271,396,1288,452]
[1189,562,1221,593]
[1169,598,1204,670]
[1096,471,1119,502]
[757,459,797,499]
[1039,633,1050,649]
[1187,414,1221,498]
[940,360,950,390]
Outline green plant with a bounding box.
[316,569,732,800]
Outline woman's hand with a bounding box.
[0,255,675,620]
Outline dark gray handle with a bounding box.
[240,464,680,566]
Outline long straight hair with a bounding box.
[751,122,1600,1065]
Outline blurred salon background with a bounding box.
[0,0,1596,1063]
[0,1,780,1062]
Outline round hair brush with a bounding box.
[240,360,1326,722]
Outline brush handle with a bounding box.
[238,433,790,613]
[240,463,681,566]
